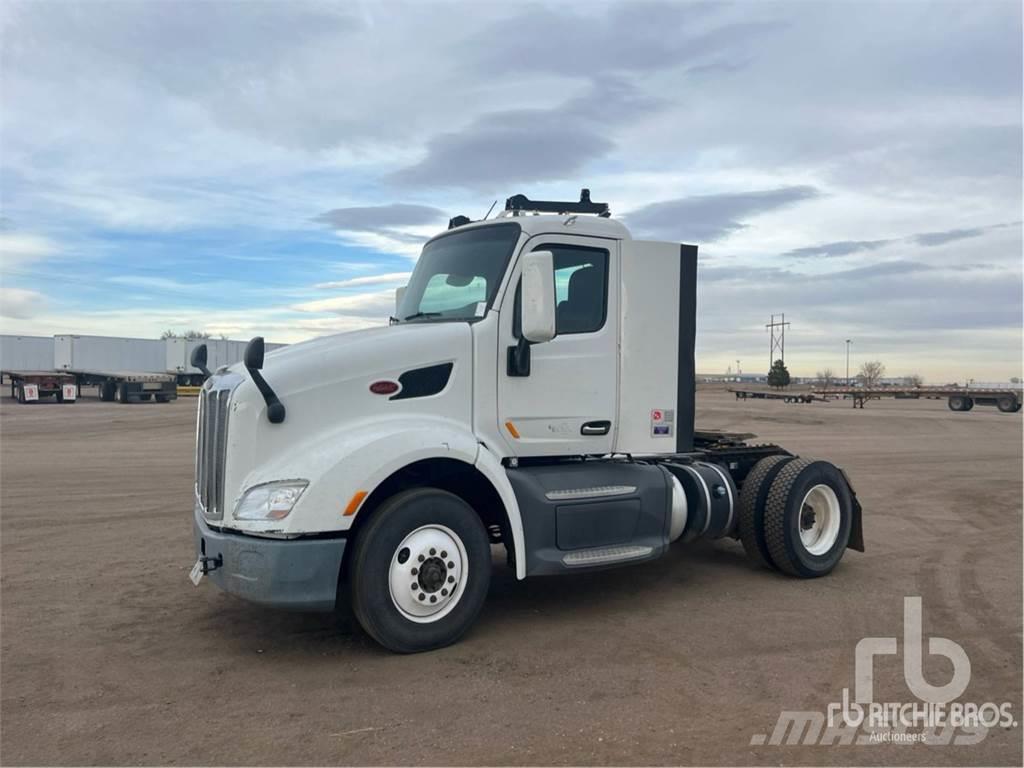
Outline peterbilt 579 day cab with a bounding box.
[190,190,864,653]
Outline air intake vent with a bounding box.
[196,387,231,519]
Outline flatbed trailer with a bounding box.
[2,370,79,404]
[730,388,821,404]
[70,370,178,404]
[815,386,1022,412]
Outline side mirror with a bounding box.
[244,336,265,370]
[190,343,212,378]
[521,250,556,344]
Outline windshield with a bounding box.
[396,223,520,322]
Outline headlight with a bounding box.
[233,481,308,521]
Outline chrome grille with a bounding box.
[195,386,231,519]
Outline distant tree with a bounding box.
[903,373,924,388]
[161,329,212,340]
[858,360,886,388]
[816,368,835,389]
[768,359,791,388]
[1011,376,1021,384]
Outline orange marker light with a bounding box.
[504,421,520,439]
[343,490,368,516]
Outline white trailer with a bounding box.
[189,190,864,652]
[0,334,55,372]
[54,334,177,403]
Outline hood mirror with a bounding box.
[244,337,285,424]
[190,343,212,378]
[244,337,265,370]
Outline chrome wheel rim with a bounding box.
[388,524,468,623]
[798,484,841,555]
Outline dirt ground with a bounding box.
[1,390,1021,766]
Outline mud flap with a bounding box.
[840,468,865,552]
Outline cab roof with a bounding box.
[435,212,632,242]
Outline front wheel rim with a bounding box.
[388,524,469,624]
[798,484,842,555]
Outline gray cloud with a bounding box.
[785,239,894,259]
[914,226,995,247]
[315,204,445,232]
[467,3,775,78]
[313,203,446,244]
[785,221,1022,259]
[390,79,655,189]
[626,186,822,242]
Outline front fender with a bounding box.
[233,415,478,535]
[228,416,527,579]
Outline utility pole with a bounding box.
[766,314,790,371]
[845,339,852,387]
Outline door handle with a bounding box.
[581,420,611,436]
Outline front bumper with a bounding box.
[193,507,346,612]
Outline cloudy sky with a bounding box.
[1,0,1021,382]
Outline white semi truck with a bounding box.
[190,191,864,653]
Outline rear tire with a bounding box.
[738,455,795,569]
[350,488,491,653]
[997,396,1018,413]
[115,383,131,403]
[100,382,116,402]
[15,384,26,404]
[155,394,171,403]
[763,458,853,578]
[948,396,967,411]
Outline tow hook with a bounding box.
[200,554,223,575]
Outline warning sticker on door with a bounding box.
[651,408,674,437]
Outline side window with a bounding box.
[513,244,610,337]
[550,245,609,334]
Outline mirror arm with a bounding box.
[507,335,531,377]
[243,336,286,424]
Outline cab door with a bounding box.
[497,235,619,456]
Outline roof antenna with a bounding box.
[482,199,497,221]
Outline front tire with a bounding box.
[763,458,853,578]
[350,488,491,653]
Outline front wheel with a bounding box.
[350,488,491,653]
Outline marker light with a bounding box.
[234,481,308,521]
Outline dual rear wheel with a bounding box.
[738,456,854,577]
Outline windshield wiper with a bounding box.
[401,311,443,322]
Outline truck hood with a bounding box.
[206,322,474,531]
[230,321,471,414]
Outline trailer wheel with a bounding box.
[763,458,853,578]
[948,396,967,411]
[997,395,1018,413]
[738,455,795,569]
[350,488,491,653]
[155,394,171,403]
[100,382,116,402]
[963,397,974,411]
[15,384,26,404]
[114,383,131,403]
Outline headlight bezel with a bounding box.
[233,480,309,521]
